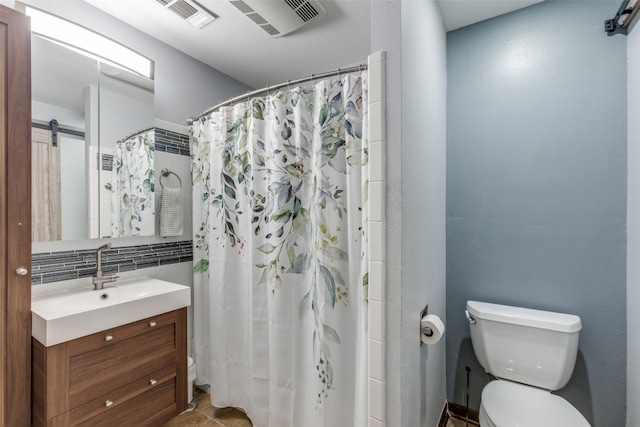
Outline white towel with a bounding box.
[159,187,183,237]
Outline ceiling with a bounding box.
[82,0,543,90]
[438,0,544,32]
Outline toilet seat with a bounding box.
[480,380,590,427]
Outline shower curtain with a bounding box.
[191,71,369,427]
[111,129,155,237]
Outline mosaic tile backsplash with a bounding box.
[156,128,190,156]
[31,241,193,285]
[101,153,114,171]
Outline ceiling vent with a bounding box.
[155,0,218,29]
[229,0,326,37]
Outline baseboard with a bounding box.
[438,401,480,427]
[437,402,449,427]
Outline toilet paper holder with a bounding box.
[420,304,432,346]
[420,304,433,335]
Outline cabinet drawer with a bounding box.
[68,310,179,356]
[49,364,178,427]
[68,323,177,409]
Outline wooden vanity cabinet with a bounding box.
[32,308,188,427]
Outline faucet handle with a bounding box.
[97,242,113,251]
[104,274,119,283]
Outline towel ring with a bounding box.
[160,168,182,189]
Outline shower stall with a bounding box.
[189,53,387,427]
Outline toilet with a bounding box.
[466,301,591,427]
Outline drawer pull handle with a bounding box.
[105,335,114,341]
[149,379,157,386]
[149,321,157,327]
[105,400,114,408]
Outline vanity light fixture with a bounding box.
[605,0,640,35]
[25,6,154,79]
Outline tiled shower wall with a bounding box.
[156,128,190,156]
[368,51,387,427]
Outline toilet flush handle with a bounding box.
[465,310,476,325]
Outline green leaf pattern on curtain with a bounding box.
[111,129,155,237]
[192,72,368,410]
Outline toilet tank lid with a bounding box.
[467,301,582,333]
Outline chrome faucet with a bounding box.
[93,243,119,290]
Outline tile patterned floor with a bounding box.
[447,418,478,427]
[446,415,480,427]
[163,388,253,427]
[166,391,472,427]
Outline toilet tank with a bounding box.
[466,301,582,391]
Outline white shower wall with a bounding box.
[367,51,387,427]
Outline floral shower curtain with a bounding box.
[191,71,369,427]
[111,129,155,237]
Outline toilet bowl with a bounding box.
[466,301,591,427]
[479,380,590,427]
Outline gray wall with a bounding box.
[446,2,627,426]
[371,1,448,425]
[627,15,640,427]
[401,0,447,426]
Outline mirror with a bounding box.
[98,64,155,238]
[31,35,97,242]
[31,34,155,242]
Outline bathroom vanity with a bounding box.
[30,277,191,426]
[32,308,188,426]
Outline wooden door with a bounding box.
[31,127,61,242]
[0,5,32,426]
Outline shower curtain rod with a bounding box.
[117,126,155,144]
[188,64,368,125]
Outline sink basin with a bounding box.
[32,277,191,346]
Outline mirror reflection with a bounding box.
[98,64,155,238]
[31,34,96,242]
[31,33,156,242]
